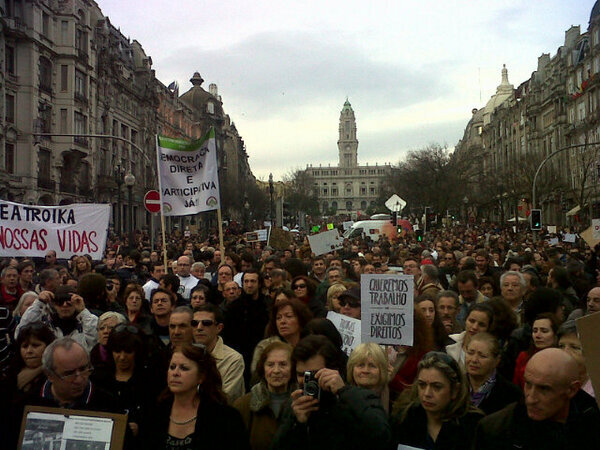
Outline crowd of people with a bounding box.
[0,222,599,449]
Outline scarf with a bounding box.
[469,370,497,407]
[17,366,44,391]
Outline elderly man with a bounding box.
[417,265,442,297]
[176,255,199,301]
[192,304,245,403]
[191,261,206,280]
[473,348,600,449]
[36,268,61,294]
[500,271,526,323]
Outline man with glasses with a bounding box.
[150,288,176,346]
[16,285,98,351]
[192,303,245,403]
[176,255,198,301]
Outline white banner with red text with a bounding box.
[0,201,109,260]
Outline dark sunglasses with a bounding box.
[52,294,72,306]
[338,298,360,308]
[191,319,216,327]
[114,324,140,334]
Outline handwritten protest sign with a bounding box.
[563,233,576,243]
[307,229,344,256]
[245,229,268,242]
[157,128,220,216]
[0,201,109,260]
[327,311,361,355]
[361,274,414,346]
[581,226,600,249]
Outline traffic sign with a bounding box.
[385,194,406,212]
[144,190,161,213]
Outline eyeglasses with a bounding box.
[53,364,93,381]
[191,319,216,327]
[293,284,307,290]
[338,298,360,308]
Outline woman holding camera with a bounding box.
[142,344,249,449]
[234,341,294,450]
[391,351,483,450]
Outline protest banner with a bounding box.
[361,274,414,346]
[307,229,344,256]
[269,228,292,250]
[0,201,109,260]
[342,220,354,230]
[327,311,361,355]
[157,128,220,216]
[576,312,600,408]
[563,233,576,243]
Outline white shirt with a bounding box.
[177,274,199,300]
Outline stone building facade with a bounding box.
[0,0,256,234]
[455,2,600,226]
[306,100,394,217]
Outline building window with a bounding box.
[370,187,376,195]
[5,94,15,123]
[61,20,69,44]
[359,169,366,175]
[322,171,329,175]
[332,188,338,196]
[74,70,86,101]
[5,143,15,174]
[74,111,87,145]
[360,187,366,195]
[332,201,338,212]
[42,12,50,37]
[361,201,367,210]
[60,109,68,133]
[6,46,15,74]
[323,188,328,195]
[38,148,51,181]
[39,105,52,133]
[346,201,353,211]
[131,129,138,146]
[39,57,52,93]
[61,65,68,91]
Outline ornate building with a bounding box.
[455,2,600,226]
[0,0,257,234]
[306,100,394,217]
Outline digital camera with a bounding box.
[303,371,321,400]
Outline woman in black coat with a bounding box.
[391,351,483,450]
[142,344,249,449]
[465,332,522,415]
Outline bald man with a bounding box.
[472,348,600,449]
[176,255,199,301]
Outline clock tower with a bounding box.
[338,99,358,168]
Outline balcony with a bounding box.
[39,83,53,95]
[74,91,88,105]
[37,178,55,190]
[73,136,88,148]
[76,48,88,64]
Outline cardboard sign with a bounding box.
[311,225,321,233]
[563,233,576,243]
[327,223,334,230]
[307,229,344,256]
[19,406,127,450]
[581,226,600,249]
[576,312,600,408]
[269,227,292,250]
[547,225,557,234]
[157,129,220,216]
[547,237,559,246]
[327,311,361,356]
[0,201,109,260]
[361,274,414,346]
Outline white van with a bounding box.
[343,220,394,241]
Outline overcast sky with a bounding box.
[99,0,596,180]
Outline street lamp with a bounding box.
[463,196,469,226]
[124,172,136,248]
[244,195,250,230]
[114,164,125,235]
[269,173,274,227]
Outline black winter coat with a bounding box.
[477,374,523,415]
[271,385,390,450]
[391,404,483,450]
[472,393,600,450]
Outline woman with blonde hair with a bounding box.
[347,343,390,411]
[326,282,348,312]
[391,352,483,449]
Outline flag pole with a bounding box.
[217,207,225,256]
[156,135,168,269]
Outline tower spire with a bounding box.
[338,99,358,168]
